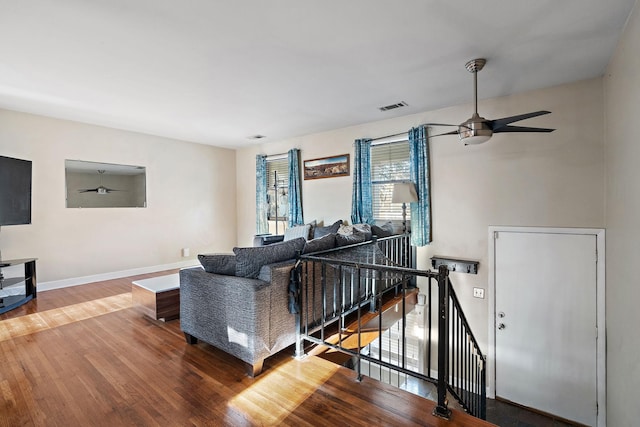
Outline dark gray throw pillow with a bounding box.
[336,233,366,247]
[303,233,337,254]
[313,220,342,239]
[371,222,394,237]
[352,223,373,241]
[233,237,306,278]
[198,254,237,276]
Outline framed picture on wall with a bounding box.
[303,154,350,180]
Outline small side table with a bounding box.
[131,273,180,321]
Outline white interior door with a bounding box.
[494,230,598,426]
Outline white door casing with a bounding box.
[487,227,606,427]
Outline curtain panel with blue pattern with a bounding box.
[287,148,304,227]
[408,126,432,246]
[351,138,374,224]
[255,155,269,234]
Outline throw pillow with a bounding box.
[283,223,312,241]
[352,223,373,241]
[302,233,337,254]
[313,220,342,239]
[336,233,366,247]
[198,254,237,276]
[337,224,353,235]
[233,237,306,278]
[372,222,394,238]
[307,220,317,238]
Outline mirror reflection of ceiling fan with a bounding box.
[429,58,555,145]
[78,170,121,195]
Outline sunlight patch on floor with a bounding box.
[228,356,340,424]
[0,293,132,342]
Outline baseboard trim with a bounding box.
[39,260,199,292]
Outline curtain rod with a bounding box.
[370,131,407,142]
[369,123,441,144]
[265,152,287,160]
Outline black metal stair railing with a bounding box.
[442,275,487,419]
[292,234,486,420]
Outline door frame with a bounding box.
[487,226,606,426]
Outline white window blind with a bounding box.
[266,157,289,233]
[371,141,411,221]
[266,158,288,189]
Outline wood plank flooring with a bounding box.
[0,270,495,426]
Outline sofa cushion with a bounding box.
[372,222,395,237]
[303,233,337,254]
[283,223,312,241]
[233,237,306,278]
[313,220,342,239]
[336,232,366,247]
[198,253,237,276]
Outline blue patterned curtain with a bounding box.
[408,126,432,246]
[287,148,304,227]
[255,155,269,234]
[351,138,374,224]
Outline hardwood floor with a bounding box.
[0,270,495,426]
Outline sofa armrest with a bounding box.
[253,234,285,247]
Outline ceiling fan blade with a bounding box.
[428,130,460,138]
[493,125,555,133]
[491,111,551,130]
[78,188,98,193]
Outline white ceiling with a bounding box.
[0,1,635,148]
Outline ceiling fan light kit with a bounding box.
[430,58,555,145]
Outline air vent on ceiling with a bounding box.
[379,101,408,112]
[247,134,267,140]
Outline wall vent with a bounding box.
[379,101,408,112]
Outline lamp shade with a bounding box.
[392,182,418,203]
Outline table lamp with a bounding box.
[392,182,418,233]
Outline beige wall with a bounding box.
[0,109,237,283]
[237,77,605,354]
[604,0,640,424]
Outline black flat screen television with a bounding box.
[0,155,32,226]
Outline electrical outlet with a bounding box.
[473,287,485,299]
[182,248,190,257]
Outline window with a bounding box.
[266,156,289,234]
[371,141,411,221]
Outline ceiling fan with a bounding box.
[78,170,120,195]
[429,58,555,145]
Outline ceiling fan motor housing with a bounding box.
[459,113,493,145]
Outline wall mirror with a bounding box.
[65,160,146,208]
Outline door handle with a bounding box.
[498,323,506,330]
